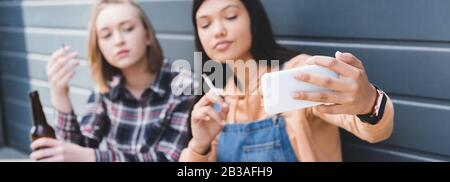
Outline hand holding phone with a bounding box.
[261,65,339,114]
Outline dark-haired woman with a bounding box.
[180,0,394,162]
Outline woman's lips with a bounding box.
[116,50,130,59]
[214,41,232,51]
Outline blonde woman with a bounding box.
[29,0,193,162]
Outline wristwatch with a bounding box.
[357,85,388,125]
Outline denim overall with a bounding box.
[216,115,298,162]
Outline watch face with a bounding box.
[372,91,388,124]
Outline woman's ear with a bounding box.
[146,32,153,46]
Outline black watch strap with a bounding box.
[357,86,388,125]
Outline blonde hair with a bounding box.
[88,0,164,93]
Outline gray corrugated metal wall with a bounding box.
[0,0,449,161]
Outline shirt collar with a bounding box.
[109,65,167,100]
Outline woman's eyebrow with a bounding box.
[196,4,241,20]
[119,20,133,26]
[99,26,110,32]
[98,20,134,31]
[221,4,240,12]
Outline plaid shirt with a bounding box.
[55,60,194,162]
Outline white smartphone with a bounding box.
[261,65,339,114]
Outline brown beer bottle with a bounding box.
[29,91,56,142]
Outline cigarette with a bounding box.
[61,44,67,56]
[202,74,224,112]
[202,74,221,97]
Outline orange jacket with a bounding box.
[180,54,394,162]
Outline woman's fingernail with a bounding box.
[292,92,301,98]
